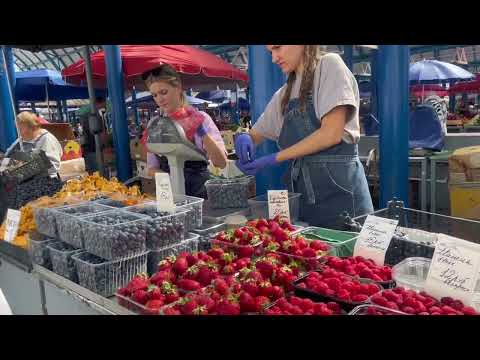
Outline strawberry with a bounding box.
[181,298,198,315]
[327,302,341,313]
[295,237,308,250]
[258,281,274,298]
[214,278,230,296]
[216,299,241,315]
[310,240,326,251]
[186,254,199,267]
[192,305,208,315]
[196,267,217,287]
[371,294,389,307]
[245,270,264,283]
[255,296,270,312]
[218,252,236,267]
[177,279,202,291]
[172,257,189,275]
[299,298,315,312]
[238,245,255,258]
[401,306,416,314]
[234,258,250,271]
[207,248,224,259]
[157,259,173,271]
[273,228,289,243]
[184,265,200,280]
[301,247,317,258]
[385,301,400,311]
[221,264,235,275]
[150,270,174,286]
[117,287,130,297]
[145,299,164,311]
[239,292,257,313]
[132,289,149,305]
[270,286,285,300]
[256,260,275,279]
[148,285,164,301]
[234,228,244,239]
[163,307,181,315]
[242,281,259,297]
[127,273,149,292]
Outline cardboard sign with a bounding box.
[4,209,21,243]
[0,158,10,172]
[353,215,399,266]
[155,173,175,213]
[425,234,480,306]
[268,190,290,222]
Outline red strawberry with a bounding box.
[196,295,216,313]
[402,306,416,314]
[191,305,208,315]
[216,299,241,315]
[148,285,164,301]
[234,228,244,239]
[242,281,259,297]
[150,270,174,286]
[172,257,189,275]
[234,258,250,270]
[221,264,235,275]
[157,259,173,271]
[255,296,270,312]
[299,298,315,312]
[196,267,217,287]
[207,248,224,260]
[385,301,400,311]
[132,289,149,305]
[218,252,236,267]
[213,278,230,296]
[245,270,264,283]
[181,298,198,315]
[186,254,199,267]
[310,240,326,251]
[145,299,164,312]
[184,265,200,280]
[270,286,285,300]
[273,228,289,243]
[127,273,149,292]
[256,260,275,279]
[117,287,130,297]
[258,281,274,298]
[325,278,342,291]
[301,247,317,258]
[163,307,181,315]
[165,293,179,304]
[239,292,257,313]
[238,245,255,258]
[177,279,202,291]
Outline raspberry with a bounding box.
[451,300,464,311]
[401,306,416,314]
[371,295,389,307]
[371,274,383,282]
[418,312,430,315]
[441,297,454,306]
[462,306,478,315]
[386,301,399,310]
[326,302,341,313]
[442,305,456,313]
[392,287,405,294]
[428,306,442,313]
[352,294,369,302]
[325,278,342,291]
[337,289,351,302]
[367,283,381,296]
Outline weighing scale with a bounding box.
[146,115,207,195]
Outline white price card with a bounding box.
[4,209,21,243]
[0,158,10,172]
[425,234,480,306]
[268,190,290,222]
[353,215,398,266]
[0,289,12,315]
[155,173,175,213]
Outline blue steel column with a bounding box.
[376,45,410,207]
[5,47,17,113]
[343,45,354,71]
[131,86,139,127]
[103,45,132,181]
[370,50,378,119]
[0,47,17,152]
[248,45,287,194]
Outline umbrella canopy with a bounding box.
[196,89,231,102]
[410,84,449,97]
[62,45,248,91]
[409,59,474,84]
[15,69,105,101]
[448,74,480,94]
[125,91,211,106]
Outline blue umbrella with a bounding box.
[409,60,474,84]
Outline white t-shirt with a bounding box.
[253,53,360,144]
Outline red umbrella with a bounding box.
[62,45,248,91]
[410,84,449,97]
[449,74,480,94]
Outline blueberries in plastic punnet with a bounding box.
[48,242,81,282]
[175,199,203,230]
[206,178,250,209]
[82,212,147,260]
[34,208,58,238]
[29,234,56,269]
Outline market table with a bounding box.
[428,151,452,214]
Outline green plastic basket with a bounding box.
[295,227,359,257]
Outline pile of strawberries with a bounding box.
[296,268,382,304]
[370,287,478,315]
[212,226,263,258]
[264,296,342,315]
[357,305,408,315]
[322,256,393,283]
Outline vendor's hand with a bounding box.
[235,153,279,176]
[234,133,255,164]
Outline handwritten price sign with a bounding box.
[0,158,10,172]
[353,215,398,266]
[425,234,480,306]
[268,190,290,222]
[155,173,175,213]
[4,209,21,243]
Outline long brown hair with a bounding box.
[142,64,188,106]
[281,45,321,114]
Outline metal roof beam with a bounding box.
[48,49,68,68]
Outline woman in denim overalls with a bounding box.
[236,45,373,229]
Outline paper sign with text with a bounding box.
[4,209,21,243]
[0,158,10,172]
[353,215,398,266]
[155,173,175,213]
[268,190,290,222]
[0,289,12,315]
[425,234,480,306]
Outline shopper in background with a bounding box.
[235,45,373,229]
[79,97,106,172]
[5,111,63,176]
[142,64,227,198]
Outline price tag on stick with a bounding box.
[425,234,480,307]
[353,215,398,266]
[4,209,21,243]
[0,158,10,172]
[155,173,175,213]
[268,190,290,222]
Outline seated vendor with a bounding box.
[5,111,63,176]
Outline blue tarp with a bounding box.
[15,69,105,101]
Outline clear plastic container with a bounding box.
[173,194,204,231]
[124,202,188,250]
[205,176,254,209]
[116,293,164,315]
[147,233,199,275]
[27,231,58,269]
[53,203,114,248]
[348,304,409,315]
[296,227,359,258]
[248,192,302,222]
[80,210,149,260]
[191,218,227,251]
[46,241,84,282]
[392,257,432,292]
[31,195,85,238]
[94,193,149,208]
[72,251,148,298]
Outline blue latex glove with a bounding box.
[196,122,208,137]
[235,153,279,176]
[234,133,255,164]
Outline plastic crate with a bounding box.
[205,176,253,209]
[348,304,409,315]
[46,241,83,282]
[147,233,199,275]
[295,227,359,258]
[81,210,148,261]
[27,231,58,270]
[2,150,52,184]
[190,218,227,251]
[248,192,302,222]
[392,257,431,292]
[124,202,188,250]
[72,251,148,298]
[173,194,204,231]
[54,203,114,248]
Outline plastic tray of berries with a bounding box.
[204,176,254,210]
[210,226,264,258]
[369,287,479,315]
[320,255,396,289]
[291,267,384,312]
[80,210,148,261]
[191,218,227,252]
[124,202,189,250]
[348,304,410,315]
[27,231,58,270]
[173,194,204,231]
[46,241,84,282]
[147,233,200,275]
[31,195,86,238]
[53,203,115,248]
[72,251,148,298]
[263,295,346,315]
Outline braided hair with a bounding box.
[281,45,322,114]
